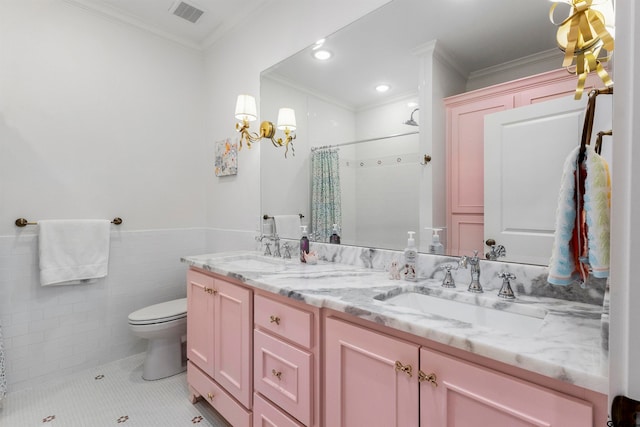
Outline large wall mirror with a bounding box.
[260,0,613,266]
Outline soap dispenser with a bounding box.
[300,225,310,262]
[403,231,417,281]
[428,228,445,255]
[329,224,341,244]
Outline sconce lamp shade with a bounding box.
[235,94,257,122]
[277,108,297,131]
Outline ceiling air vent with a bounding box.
[170,1,205,24]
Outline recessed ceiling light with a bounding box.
[407,101,418,108]
[375,84,390,93]
[313,50,332,61]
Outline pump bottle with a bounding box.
[428,228,445,255]
[300,225,310,262]
[329,224,341,244]
[404,231,417,281]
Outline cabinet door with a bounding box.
[484,95,599,265]
[447,93,514,215]
[187,270,215,374]
[419,347,593,427]
[325,317,419,427]
[213,278,253,409]
[448,213,484,257]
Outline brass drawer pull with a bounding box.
[395,361,413,378]
[418,370,438,387]
[207,392,214,400]
[204,287,218,295]
[269,315,281,325]
[271,369,282,380]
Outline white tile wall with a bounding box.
[0,228,213,392]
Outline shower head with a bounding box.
[404,108,419,126]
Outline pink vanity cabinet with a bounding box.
[253,292,321,427]
[419,348,593,426]
[445,68,603,256]
[186,268,253,427]
[324,311,606,427]
[324,316,420,427]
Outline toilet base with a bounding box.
[142,336,186,381]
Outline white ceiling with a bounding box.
[67,0,569,109]
[67,0,268,49]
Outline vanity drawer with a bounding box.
[253,393,304,427]
[187,361,252,427]
[254,329,312,426]
[255,294,313,349]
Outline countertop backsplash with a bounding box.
[303,241,607,306]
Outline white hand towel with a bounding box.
[273,215,302,240]
[38,219,111,286]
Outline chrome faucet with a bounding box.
[272,234,281,258]
[459,250,483,293]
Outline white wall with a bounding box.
[353,98,420,250]
[0,0,208,390]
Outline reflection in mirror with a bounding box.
[259,0,612,265]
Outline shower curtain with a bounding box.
[311,148,342,242]
[0,321,6,407]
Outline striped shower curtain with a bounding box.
[311,148,342,242]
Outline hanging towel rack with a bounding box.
[595,129,613,155]
[263,214,304,220]
[579,87,614,163]
[15,217,123,227]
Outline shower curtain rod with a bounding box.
[311,131,419,151]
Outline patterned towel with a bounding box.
[548,145,611,285]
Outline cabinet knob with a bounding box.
[269,315,281,325]
[271,369,282,380]
[207,392,214,400]
[204,287,217,295]
[418,370,438,387]
[395,360,413,378]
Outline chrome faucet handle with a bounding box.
[485,239,507,261]
[281,242,292,259]
[263,241,272,256]
[440,264,456,288]
[497,271,516,299]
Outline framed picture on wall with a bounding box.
[214,138,238,177]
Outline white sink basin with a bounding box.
[379,292,546,337]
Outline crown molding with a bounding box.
[468,49,561,80]
[63,0,202,51]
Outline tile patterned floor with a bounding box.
[0,354,231,426]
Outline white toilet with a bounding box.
[128,298,187,380]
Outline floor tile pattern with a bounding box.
[0,354,231,426]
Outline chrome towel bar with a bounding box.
[15,217,123,227]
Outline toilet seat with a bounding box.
[128,298,187,326]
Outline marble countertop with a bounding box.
[181,250,608,393]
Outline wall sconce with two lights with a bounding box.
[234,94,297,158]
